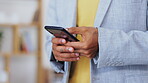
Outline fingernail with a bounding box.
[75,53,79,56]
[77,58,80,60]
[68,47,73,52]
[66,28,68,31]
[61,39,66,43]
[62,35,67,38]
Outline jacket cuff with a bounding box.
[93,53,99,65]
[50,52,65,73]
[96,28,125,68]
[92,28,100,66]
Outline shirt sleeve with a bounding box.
[45,0,65,73]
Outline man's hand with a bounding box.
[52,38,80,62]
[66,27,99,59]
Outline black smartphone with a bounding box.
[45,26,79,42]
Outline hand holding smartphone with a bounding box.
[45,26,79,42]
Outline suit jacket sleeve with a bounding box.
[94,4,148,68]
[45,0,65,73]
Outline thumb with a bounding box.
[67,27,84,34]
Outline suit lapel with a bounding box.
[94,0,112,27]
[57,0,112,27]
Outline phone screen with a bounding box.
[45,26,79,42]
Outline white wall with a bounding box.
[0,0,37,24]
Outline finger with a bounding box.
[54,53,80,62]
[79,49,98,59]
[52,38,66,44]
[53,49,80,61]
[67,27,85,34]
[58,57,80,62]
[52,44,57,50]
[58,52,80,58]
[55,46,75,53]
[65,42,87,49]
[53,50,79,58]
[74,49,91,56]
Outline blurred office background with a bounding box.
[0,0,61,83]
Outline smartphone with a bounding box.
[45,26,79,42]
